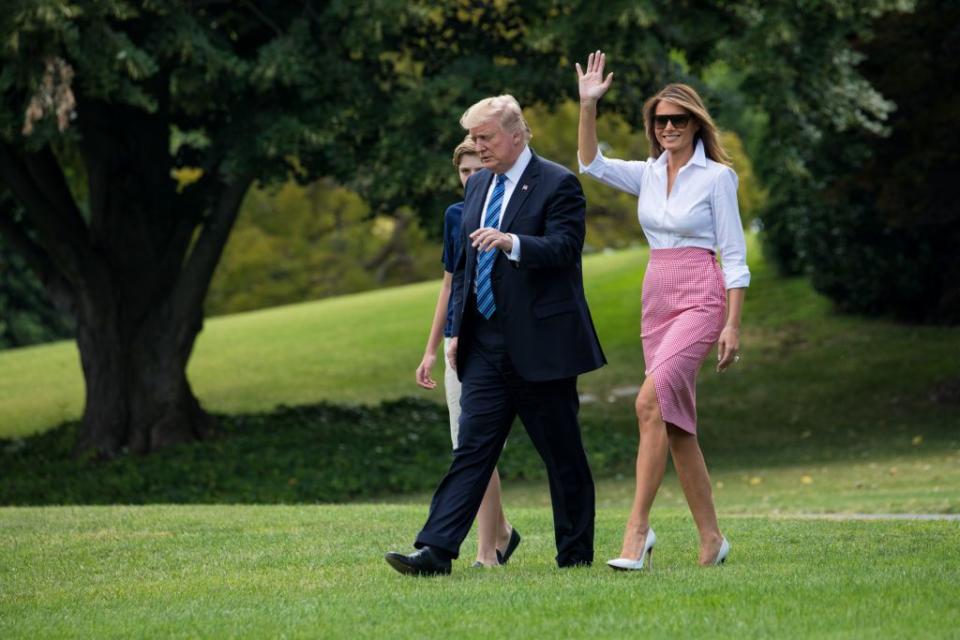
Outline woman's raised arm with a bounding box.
[576,50,613,166]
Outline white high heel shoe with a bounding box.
[607,528,656,571]
[710,537,730,566]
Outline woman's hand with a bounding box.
[576,50,614,104]
[716,325,740,372]
[416,353,437,389]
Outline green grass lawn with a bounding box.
[2,503,958,639]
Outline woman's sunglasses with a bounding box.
[654,114,692,129]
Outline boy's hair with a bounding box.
[452,135,478,167]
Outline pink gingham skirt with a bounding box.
[641,248,725,434]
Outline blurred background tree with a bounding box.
[721,0,960,323]
[205,179,436,315]
[0,246,73,347]
[0,192,74,347]
[772,0,959,322]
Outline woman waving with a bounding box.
[576,50,748,569]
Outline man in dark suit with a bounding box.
[385,95,606,575]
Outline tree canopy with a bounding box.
[751,0,960,322]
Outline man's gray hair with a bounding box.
[460,94,532,143]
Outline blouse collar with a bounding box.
[654,138,707,171]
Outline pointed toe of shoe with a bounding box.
[606,557,647,571]
[607,529,656,571]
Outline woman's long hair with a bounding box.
[642,84,731,166]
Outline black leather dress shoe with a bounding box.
[496,528,522,565]
[384,546,452,576]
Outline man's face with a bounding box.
[469,120,522,174]
[457,153,483,188]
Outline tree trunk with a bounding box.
[72,282,214,458]
[2,98,250,458]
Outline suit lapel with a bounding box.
[500,152,540,234]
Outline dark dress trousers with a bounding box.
[414,150,606,567]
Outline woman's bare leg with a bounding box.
[619,376,669,559]
[667,427,725,564]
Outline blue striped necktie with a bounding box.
[475,174,506,319]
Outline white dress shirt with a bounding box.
[479,144,532,263]
[579,139,750,289]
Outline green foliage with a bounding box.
[0,243,73,347]
[718,0,915,275]
[787,0,960,322]
[0,193,73,348]
[0,0,912,263]
[0,0,747,219]
[205,179,438,315]
[0,248,72,349]
[0,399,451,504]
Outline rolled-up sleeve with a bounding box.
[578,149,648,196]
[712,166,750,289]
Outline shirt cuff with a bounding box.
[505,234,521,262]
[578,149,606,176]
[723,264,751,290]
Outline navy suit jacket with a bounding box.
[450,150,606,382]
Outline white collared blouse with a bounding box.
[579,139,750,289]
